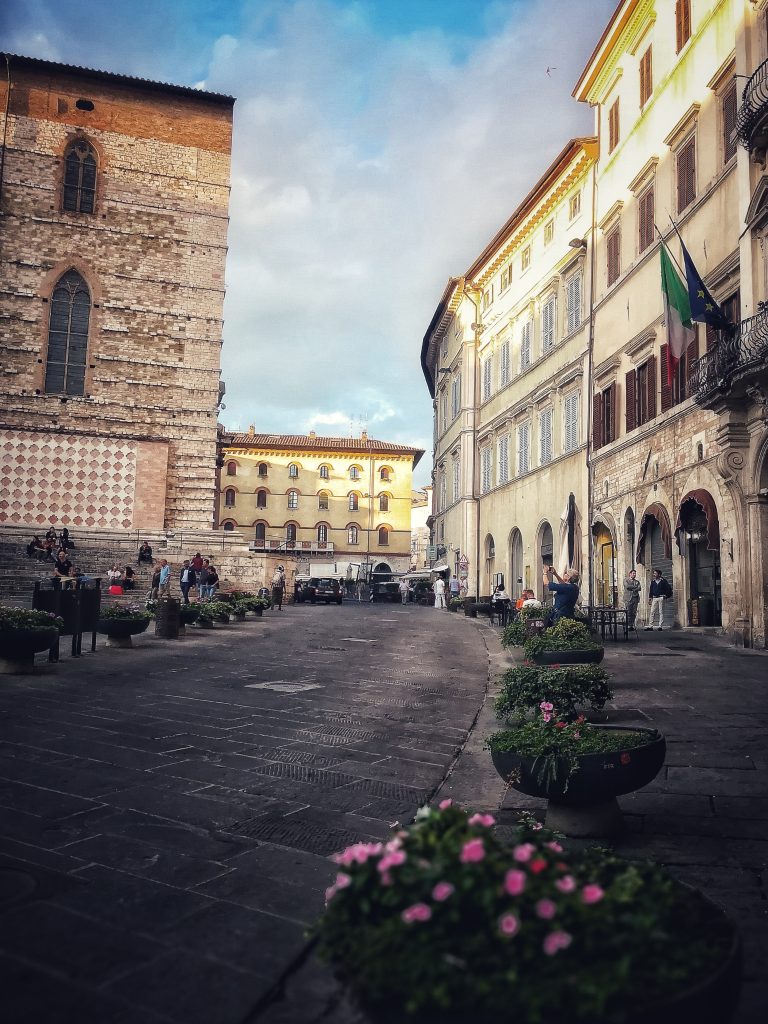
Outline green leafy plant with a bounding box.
[0,607,64,632]
[495,664,613,722]
[501,605,547,648]
[179,604,200,624]
[144,600,157,616]
[449,597,464,609]
[241,595,270,612]
[315,802,732,1023]
[203,601,231,621]
[98,604,151,623]
[523,618,601,659]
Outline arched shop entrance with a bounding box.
[675,491,722,626]
[592,523,616,607]
[636,502,673,584]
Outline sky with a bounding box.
[1,0,617,487]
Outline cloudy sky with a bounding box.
[2,0,616,486]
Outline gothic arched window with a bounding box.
[44,270,91,395]
[63,138,97,214]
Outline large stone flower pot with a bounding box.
[97,617,150,649]
[532,648,604,665]
[0,628,58,674]
[491,725,665,836]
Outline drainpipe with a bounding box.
[586,132,599,609]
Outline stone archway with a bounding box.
[509,529,523,600]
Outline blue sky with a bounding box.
[2,0,616,486]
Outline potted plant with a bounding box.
[448,597,464,613]
[487,705,665,836]
[196,604,215,628]
[205,600,231,624]
[0,606,63,674]
[96,604,151,648]
[316,803,740,1023]
[243,595,269,617]
[524,619,604,665]
[501,605,547,648]
[178,604,200,631]
[231,600,248,622]
[495,663,613,722]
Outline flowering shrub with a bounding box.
[99,604,151,623]
[523,618,602,658]
[487,705,653,791]
[495,664,613,722]
[316,803,731,1023]
[198,601,230,622]
[0,607,63,632]
[501,606,546,648]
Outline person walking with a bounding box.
[158,559,171,597]
[543,566,580,624]
[433,575,446,610]
[449,575,461,602]
[149,563,161,601]
[271,565,285,611]
[645,569,672,630]
[179,560,195,604]
[398,578,410,605]
[624,569,641,630]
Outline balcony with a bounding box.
[248,539,335,555]
[691,307,768,409]
[736,58,768,161]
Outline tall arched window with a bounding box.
[224,488,236,507]
[254,522,266,543]
[348,524,359,545]
[380,467,391,481]
[44,270,90,395]
[349,492,359,512]
[379,494,389,512]
[286,523,297,543]
[288,489,299,509]
[317,524,328,544]
[318,491,330,510]
[226,461,237,476]
[256,490,267,508]
[319,464,330,479]
[288,463,299,478]
[258,463,268,477]
[349,465,361,480]
[63,138,97,214]
[378,526,390,546]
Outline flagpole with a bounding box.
[654,221,686,278]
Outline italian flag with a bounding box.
[660,242,695,381]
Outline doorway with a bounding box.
[679,503,721,626]
[593,524,616,607]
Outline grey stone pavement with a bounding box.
[1,606,767,1023]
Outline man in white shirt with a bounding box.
[433,576,446,610]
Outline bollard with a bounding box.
[155,598,181,640]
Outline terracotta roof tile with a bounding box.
[222,433,424,465]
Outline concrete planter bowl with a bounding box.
[0,627,58,674]
[491,725,666,836]
[96,617,150,649]
[532,647,604,665]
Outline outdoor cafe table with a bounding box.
[589,605,629,641]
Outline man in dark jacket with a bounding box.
[645,569,672,630]
[179,560,196,604]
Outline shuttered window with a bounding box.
[594,382,617,450]
[480,447,492,494]
[608,98,620,153]
[677,137,696,213]
[44,270,90,395]
[638,186,655,253]
[451,373,461,418]
[542,296,556,352]
[566,273,582,333]
[452,456,460,502]
[628,357,657,428]
[564,393,579,452]
[63,139,97,214]
[676,0,691,53]
[539,409,553,465]
[722,82,737,164]
[607,226,621,285]
[662,332,698,408]
[499,339,510,386]
[640,46,653,107]
[517,422,531,475]
[520,320,532,370]
[498,433,510,484]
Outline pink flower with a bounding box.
[539,701,554,711]
[531,821,543,831]
[573,731,581,739]
[468,813,496,827]
[543,712,553,723]
[504,869,526,896]
[378,850,407,873]
[460,838,486,863]
[438,798,453,809]
[333,842,382,866]
[529,858,548,875]
[543,930,572,956]
[498,913,520,936]
[536,899,557,919]
[555,875,576,893]
[335,872,351,890]
[555,721,567,729]
[513,843,535,862]
[432,881,455,902]
[546,841,563,853]
[380,871,393,886]
[582,884,605,905]
[402,903,432,923]
[325,885,337,904]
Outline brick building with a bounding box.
[0,54,234,532]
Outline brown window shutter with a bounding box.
[640,47,652,106]
[705,323,717,352]
[609,99,620,152]
[660,344,673,411]
[593,392,603,450]
[625,370,637,432]
[639,188,655,252]
[723,83,737,163]
[682,0,691,46]
[646,353,657,420]
[608,381,617,443]
[607,228,620,285]
[676,0,683,52]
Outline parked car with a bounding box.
[371,582,401,603]
[307,577,343,605]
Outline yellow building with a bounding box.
[216,430,423,579]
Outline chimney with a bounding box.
[361,430,368,441]
[309,430,316,438]
[248,424,255,436]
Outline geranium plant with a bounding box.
[495,664,613,722]
[98,603,151,623]
[316,802,733,1023]
[0,607,64,632]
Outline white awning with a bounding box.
[432,562,449,572]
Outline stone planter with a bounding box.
[196,618,215,629]
[491,725,666,836]
[97,617,150,649]
[0,627,58,674]
[232,611,246,622]
[531,647,604,665]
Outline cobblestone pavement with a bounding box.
[0,603,489,1024]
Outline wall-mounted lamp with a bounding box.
[568,238,587,250]
[685,530,705,543]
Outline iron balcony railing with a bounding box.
[736,57,768,150]
[690,306,768,404]
[248,539,335,554]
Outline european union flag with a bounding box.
[679,237,732,332]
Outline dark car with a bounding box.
[307,577,342,605]
[371,581,401,603]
